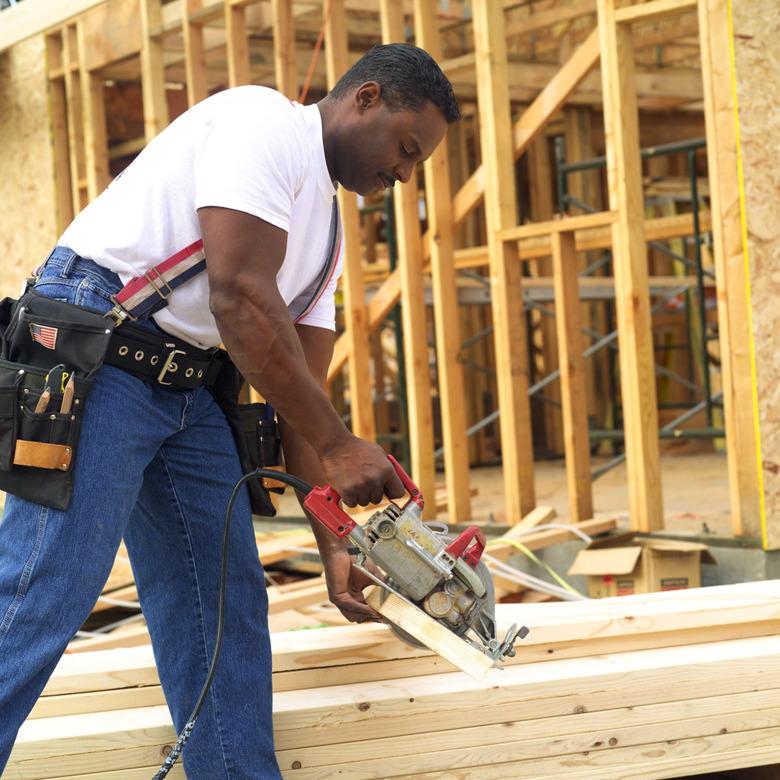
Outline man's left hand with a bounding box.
[319,545,383,624]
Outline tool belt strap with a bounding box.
[104,324,225,390]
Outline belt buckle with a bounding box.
[158,344,186,386]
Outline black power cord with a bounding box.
[152,468,313,779]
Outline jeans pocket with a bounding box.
[32,279,80,306]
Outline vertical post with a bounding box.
[225,0,250,87]
[414,0,472,521]
[380,0,436,516]
[62,24,88,214]
[139,0,169,142]
[551,230,593,522]
[597,0,663,532]
[698,0,763,541]
[472,0,536,522]
[77,24,109,202]
[182,0,208,105]
[323,0,376,441]
[272,0,298,99]
[47,32,75,232]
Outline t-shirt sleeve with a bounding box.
[295,241,344,331]
[193,100,304,232]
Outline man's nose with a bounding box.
[394,160,415,184]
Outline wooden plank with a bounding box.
[271,0,298,99]
[551,231,593,522]
[498,211,617,242]
[182,0,209,106]
[62,24,87,214]
[267,580,329,614]
[505,0,597,39]
[0,0,108,53]
[77,24,110,201]
[414,0,471,520]
[323,0,376,441]
[472,0,533,522]
[615,0,698,25]
[139,0,169,142]
[379,0,436,518]
[366,588,494,680]
[697,0,764,543]
[225,0,250,87]
[46,33,76,233]
[598,0,663,532]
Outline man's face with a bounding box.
[336,83,449,196]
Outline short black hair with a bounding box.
[329,43,460,123]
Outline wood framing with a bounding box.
[139,0,169,140]
[697,0,765,544]
[324,0,376,441]
[182,0,209,105]
[225,0,250,87]
[598,0,663,532]
[379,0,437,516]
[271,0,298,99]
[472,0,535,522]
[551,230,593,522]
[414,0,472,520]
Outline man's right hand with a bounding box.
[318,433,405,507]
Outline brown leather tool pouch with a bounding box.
[0,291,113,510]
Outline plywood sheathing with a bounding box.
[0,36,59,299]
[731,0,780,550]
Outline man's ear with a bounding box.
[354,81,382,112]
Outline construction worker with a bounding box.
[0,43,459,776]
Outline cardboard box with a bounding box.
[567,532,717,598]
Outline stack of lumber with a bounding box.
[9,580,780,779]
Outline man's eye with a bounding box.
[402,146,412,156]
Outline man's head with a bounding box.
[319,44,460,196]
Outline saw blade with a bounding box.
[383,559,496,650]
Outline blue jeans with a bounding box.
[0,247,281,778]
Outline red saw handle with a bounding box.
[302,456,425,538]
[444,525,486,567]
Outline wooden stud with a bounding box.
[46,32,75,232]
[139,0,169,142]
[182,0,209,106]
[271,0,298,99]
[551,231,593,522]
[380,0,437,516]
[62,24,88,214]
[324,0,376,441]
[76,24,109,201]
[225,0,250,87]
[598,0,663,532]
[698,0,764,543]
[414,0,472,521]
[472,0,535,522]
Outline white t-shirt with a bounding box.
[59,86,343,349]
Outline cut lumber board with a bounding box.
[268,580,329,615]
[13,635,780,778]
[366,588,494,680]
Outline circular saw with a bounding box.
[303,455,528,665]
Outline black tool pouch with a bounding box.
[0,290,113,510]
[209,357,282,517]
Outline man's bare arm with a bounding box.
[199,206,403,506]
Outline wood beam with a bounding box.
[225,0,250,87]
[139,0,169,141]
[324,0,376,441]
[379,0,437,516]
[472,0,535,521]
[697,0,764,543]
[598,0,663,532]
[414,0,472,521]
[551,230,593,522]
[182,0,209,105]
[271,0,298,99]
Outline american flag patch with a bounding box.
[29,323,58,350]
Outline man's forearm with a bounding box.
[212,286,346,456]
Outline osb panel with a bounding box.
[0,36,58,299]
[732,0,780,546]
